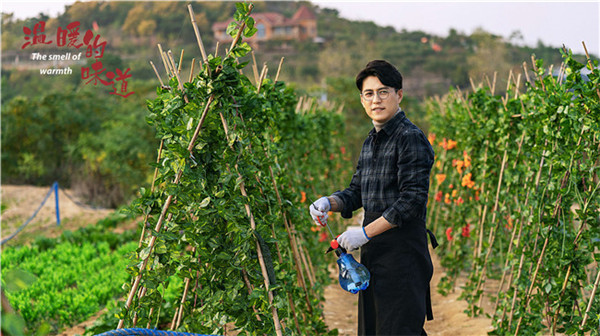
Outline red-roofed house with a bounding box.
[212,6,317,44]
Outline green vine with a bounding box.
[427,48,600,335]
[116,3,351,335]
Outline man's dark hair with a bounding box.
[355,60,403,92]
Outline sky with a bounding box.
[2,0,599,57]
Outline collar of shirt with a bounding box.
[369,108,406,137]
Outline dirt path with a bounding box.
[322,246,495,336]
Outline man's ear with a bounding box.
[397,89,403,104]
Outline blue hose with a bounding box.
[94,328,219,336]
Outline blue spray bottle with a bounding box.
[327,239,371,294]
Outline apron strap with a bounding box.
[426,284,434,320]
[427,229,439,249]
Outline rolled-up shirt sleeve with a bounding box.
[332,160,363,219]
[382,130,434,228]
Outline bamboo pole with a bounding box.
[251,51,260,85]
[257,63,268,94]
[157,43,172,77]
[513,230,551,336]
[117,94,214,329]
[267,165,314,312]
[188,58,196,83]
[531,55,546,92]
[522,62,531,84]
[582,41,600,100]
[175,247,197,329]
[218,112,283,336]
[178,49,184,74]
[187,4,208,64]
[581,266,600,328]
[150,61,165,87]
[275,57,285,82]
[475,146,509,309]
[227,4,254,59]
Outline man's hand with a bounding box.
[309,197,330,226]
[337,227,370,251]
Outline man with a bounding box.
[310,60,436,335]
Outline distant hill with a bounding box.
[2,0,583,99]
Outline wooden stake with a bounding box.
[582,41,600,99]
[581,263,600,328]
[219,113,283,336]
[531,55,546,92]
[275,57,284,82]
[251,51,260,85]
[187,4,208,63]
[257,62,268,94]
[469,77,477,92]
[188,58,196,83]
[475,146,510,308]
[178,49,184,74]
[227,4,254,58]
[522,62,531,84]
[149,61,165,87]
[175,247,197,329]
[158,44,171,78]
[117,95,215,329]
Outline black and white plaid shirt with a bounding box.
[332,109,434,228]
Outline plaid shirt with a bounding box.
[332,110,434,228]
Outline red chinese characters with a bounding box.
[56,22,83,48]
[22,21,52,49]
[22,20,134,98]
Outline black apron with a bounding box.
[358,212,436,336]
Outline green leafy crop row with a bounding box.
[426,48,600,335]
[2,239,137,334]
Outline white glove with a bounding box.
[337,227,370,251]
[309,196,331,226]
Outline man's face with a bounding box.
[360,76,402,124]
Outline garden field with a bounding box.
[2,2,598,336]
[1,185,493,336]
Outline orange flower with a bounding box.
[505,216,514,230]
[461,173,476,189]
[300,191,306,203]
[444,193,451,204]
[446,227,454,241]
[449,184,454,189]
[447,139,457,150]
[428,133,436,145]
[455,196,464,205]
[439,138,448,150]
[455,160,465,174]
[435,174,446,185]
[475,190,480,201]
[451,189,458,198]
[311,226,321,232]
[341,146,346,155]
[463,151,471,168]
[435,191,443,202]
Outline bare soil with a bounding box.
[1,184,114,246]
[2,185,495,335]
[322,248,495,336]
